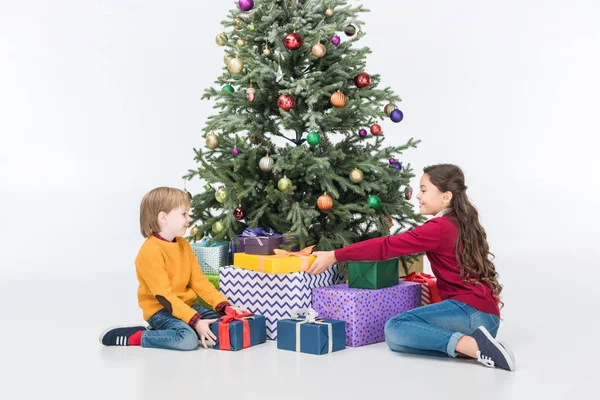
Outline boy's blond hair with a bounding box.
[140,187,191,238]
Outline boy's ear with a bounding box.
[157,211,167,225]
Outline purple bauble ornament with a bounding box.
[238,0,254,12]
[359,128,368,138]
[232,147,240,157]
[331,35,341,46]
[390,109,404,123]
[389,157,396,165]
[393,161,403,170]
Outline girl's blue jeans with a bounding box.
[384,299,500,357]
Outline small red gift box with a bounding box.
[401,272,441,306]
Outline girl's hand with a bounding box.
[308,251,337,275]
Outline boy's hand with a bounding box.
[194,318,218,349]
[307,251,337,275]
[226,305,250,315]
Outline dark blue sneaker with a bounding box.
[472,326,516,371]
[99,326,146,346]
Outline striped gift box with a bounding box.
[401,272,441,306]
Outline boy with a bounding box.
[99,187,247,350]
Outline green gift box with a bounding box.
[194,275,220,309]
[347,258,399,289]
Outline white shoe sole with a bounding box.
[479,326,516,371]
[98,325,146,345]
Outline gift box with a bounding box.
[231,228,299,254]
[244,235,284,255]
[277,308,345,355]
[312,281,422,347]
[190,237,229,275]
[401,272,441,306]
[209,310,267,351]
[194,275,219,309]
[233,246,315,274]
[219,265,343,339]
[399,255,424,277]
[347,258,399,289]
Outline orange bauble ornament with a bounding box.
[330,91,346,108]
[386,216,393,230]
[317,193,333,211]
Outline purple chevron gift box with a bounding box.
[219,265,343,339]
[312,281,422,347]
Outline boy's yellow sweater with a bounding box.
[135,236,228,322]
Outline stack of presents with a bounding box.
[191,228,440,355]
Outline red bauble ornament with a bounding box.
[370,123,382,135]
[284,32,303,50]
[317,193,333,211]
[233,206,245,221]
[354,72,371,88]
[278,94,296,111]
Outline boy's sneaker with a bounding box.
[472,326,516,371]
[99,326,146,346]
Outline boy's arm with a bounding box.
[186,245,230,311]
[334,219,443,263]
[136,254,199,323]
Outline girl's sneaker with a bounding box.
[472,326,516,371]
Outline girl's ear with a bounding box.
[443,191,453,205]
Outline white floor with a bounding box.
[1,262,596,400]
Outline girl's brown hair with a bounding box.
[139,187,190,238]
[423,164,503,308]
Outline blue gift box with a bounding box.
[277,310,345,355]
[210,314,267,351]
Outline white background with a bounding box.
[1,1,599,399]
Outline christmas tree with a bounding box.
[184,0,424,253]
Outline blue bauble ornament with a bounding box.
[390,109,404,123]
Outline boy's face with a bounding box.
[416,173,452,216]
[159,206,191,239]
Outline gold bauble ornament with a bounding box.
[212,221,225,233]
[216,32,228,46]
[206,133,219,149]
[384,103,397,116]
[224,54,233,66]
[311,43,327,58]
[228,57,244,74]
[233,17,246,30]
[349,168,364,183]
[189,226,199,237]
[325,8,334,16]
[263,47,271,56]
[236,38,246,47]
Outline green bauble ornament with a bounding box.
[306,131,321,146]
[367,195,381,209]
[222,85,234,93]
[212,221,225,233]
[248,24,255,31]
[204,183,212,191]
[278,176,292,192]
[215,187,227,203]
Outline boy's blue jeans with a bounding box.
[384,299,500,357]
[142,305,220,351]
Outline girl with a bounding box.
[309,164,515,371]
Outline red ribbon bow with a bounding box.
[402,272,441,304]
[217,308,253,351]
